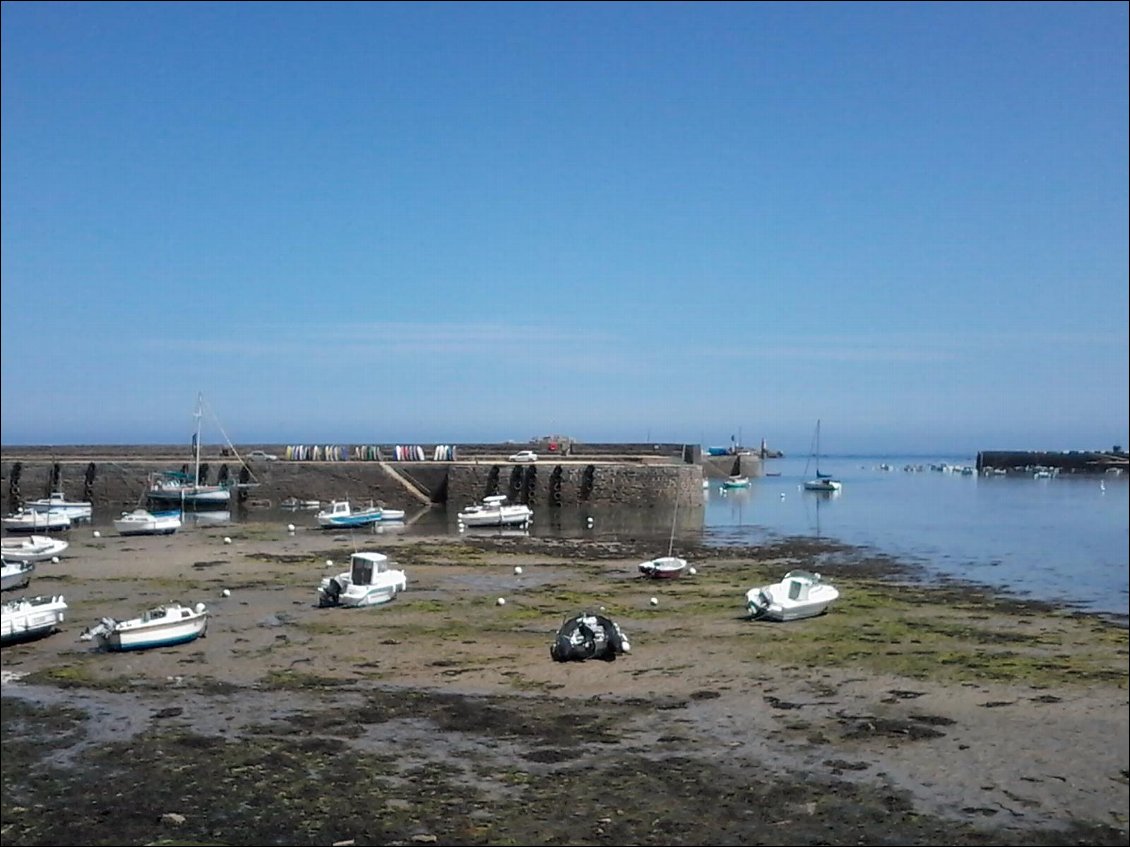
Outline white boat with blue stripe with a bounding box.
[80,601,209,651]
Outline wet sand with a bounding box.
[1,520,1127,845]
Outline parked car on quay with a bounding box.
[508,450,538,463]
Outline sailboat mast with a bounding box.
[193,392,203,490]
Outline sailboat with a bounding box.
[147,393,255,510]
[638,496,690,579]
[802,419,842,492]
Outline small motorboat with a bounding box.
[457,494,533,528]
[316,500,398,529]
[317,551,407,608]
[0,535,69,563]
[2,509,71,534]
[80,601,209,651]
[550,610,631,662]
[113,508,183,536]
[721,475,751,489]
[745,570,840,622]
[1,560,36,592]
[24,492,93,522]
[1,594,67,645]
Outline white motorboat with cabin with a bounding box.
[25,492,93,522]
[113,508,183,536]
[745,570,840,622]
[1,594,67,645]
[80,601,209,651]
[456,494,533,528]
[317,551,407,608]
[2,509,71,533]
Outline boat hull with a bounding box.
[1,595,67,645]
[746,570,839,622]
[2,511,72,533]
[0,561,35,592]
[113,510,182,536]
[638,556,688,579]
[0,536,69,563]
[86,603,209,651]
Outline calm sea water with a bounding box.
[702,454,1129,619]
[110,452,1127,619]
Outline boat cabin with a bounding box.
[350,553,390,584]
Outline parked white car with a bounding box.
[508,450,538,463]
[247,450,279,461]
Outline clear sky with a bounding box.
[2,1,1127,456]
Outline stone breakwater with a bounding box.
[1,443,719,514]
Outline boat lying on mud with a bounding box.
[80,601,209,651]
[745,570,840,622]
[0,535,68,563]
[317,552,407,608]
[1,595,67,645]
[1,560,35,593]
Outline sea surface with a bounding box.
[701,454,1129,619]
[85,452,1128,619]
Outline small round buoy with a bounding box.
[649,597,658,606]
[688,567,697,576]
[497,597,506,606]
[223,536,232,544]
[287,523,295,532]
[221,588,231,597]
[92,530,101,538]
[326,559,334,567]
[514,566,523,575]
[51,556,60,564]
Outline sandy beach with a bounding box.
[2,519,1127,846]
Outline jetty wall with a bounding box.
[0,448,710,514]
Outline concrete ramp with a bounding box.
[379,461,432,505]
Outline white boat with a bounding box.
[25,492,93,522]
[638,495,690,579]
[1,594,67,645]
[0,535,69,563]
[721,475,751,489]
[79,601,209,651]
[745,569,840,622]
[315,499,402,529]
[280,497,322,510]
[2,509,71,533]
[802,419,843,492]
[456,494,533,528]
[1,560,35,592]
[637,555,689,579]
[317,551,407,608]
[113,508,183,536]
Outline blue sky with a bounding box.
[2,1,1127,456]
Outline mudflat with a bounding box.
[2,520,1127,846]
